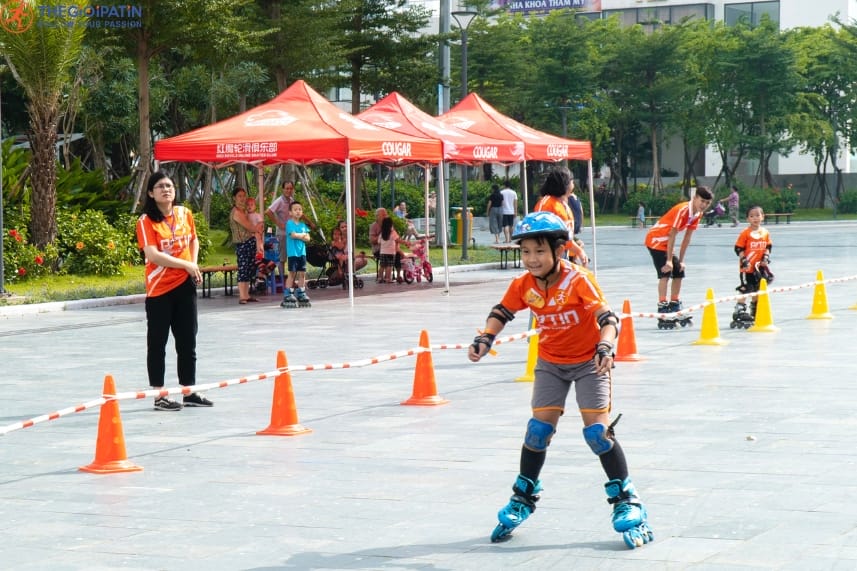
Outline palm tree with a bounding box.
[0,3,87,249]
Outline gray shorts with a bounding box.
[532,358,612,414]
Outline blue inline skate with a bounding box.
[280,287,297,309]
[490,475,541,543]
[294,287,311,308]
[605,477,654,548]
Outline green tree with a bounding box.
[732,19,799,188]
[337,0,435,115]
[0,2,88,249]
[793,23,857,205]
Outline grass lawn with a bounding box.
[2,209,850,305]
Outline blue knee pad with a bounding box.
[583,423,615,456]
[524,418,554,451]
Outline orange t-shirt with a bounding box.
[500,260,607,364]
[136,206,197,297]
[734,226,771,274]
[534,195,584,259]
[644,201,703,251]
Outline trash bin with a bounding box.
[451,207,474,245]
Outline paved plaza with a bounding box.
[1,220,857,570]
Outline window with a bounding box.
[724,2,779,27]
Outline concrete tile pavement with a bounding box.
[1,221,857,569]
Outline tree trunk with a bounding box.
[650,125,662,193]
[131,35,152,212]
[28,106,59,250]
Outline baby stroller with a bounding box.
[703,202,726,227]
[326,245,365,290]
[306,243,333,289]
[400,238,434,284]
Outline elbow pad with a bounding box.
[489,304,515,325]
[597,311,619,330]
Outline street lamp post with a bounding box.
[451,9,477,261]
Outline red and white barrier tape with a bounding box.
[622,274,857,320]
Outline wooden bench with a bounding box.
[629,216,660,228]
[768,213,793,224]
[489,243,521,269]
[199,264,237,298]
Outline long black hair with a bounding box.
[380,216,394,240]
[142,170,172,222]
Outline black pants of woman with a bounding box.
[145,276,197,388]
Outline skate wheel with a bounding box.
[308,282,317,290]
[358,280,364,289]
[730,321,737,329]
[490,523,514,543]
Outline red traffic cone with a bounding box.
[80,375,142,474]
[402,330,449,406]
[258,351,312,436]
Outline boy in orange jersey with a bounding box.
[469,211,652,549]
[644,187,713,328]
[534,166,588,266]
[731,205,773,328]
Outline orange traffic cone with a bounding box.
[80,375,142,474]
[806,270,834,320]
[258,350,312,436]
[748,279,778,333]
[615,299,644,361]
[402,330,448,406]
[515,316,538,382]
[693,289,728,346]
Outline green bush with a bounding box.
[2,226,57,284]
[838,189,857,214]
[56,209,135,276]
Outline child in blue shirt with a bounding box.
[281,202,312,308]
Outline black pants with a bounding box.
[145,277,197,388]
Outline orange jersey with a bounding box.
[500,260,607,364]
[136,206,197,297]
[534,195,584,259]
[735,226,771,274]
[644,201,703,251]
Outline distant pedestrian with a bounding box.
[719,186,740,227]
[500,180,518,243]
[487,184,504,243]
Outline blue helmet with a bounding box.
[512,212,570,244]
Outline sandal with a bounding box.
[239,299,248,305]
[247,297,259,302]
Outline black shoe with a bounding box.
[154,396,182,411]
[183,392,213,407]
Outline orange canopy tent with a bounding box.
[154,80,442,167]
[439,93,601,269]
[358,92,526,290]
[439,92,591,163]
[155,80,444,306]
[358,92,525,165]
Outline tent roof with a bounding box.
[358,92,524,165]
[154,80,443,166]
[439,93,591,162]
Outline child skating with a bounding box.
[731,205,773,328]
[644,187,712,329]
[468,211,653,548]
[280,202,312,308]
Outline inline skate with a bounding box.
[280,288,297,309]
[729,302,754,329]
[490,475,542,543]
[605,477,654,549]
[294,287,311,308]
